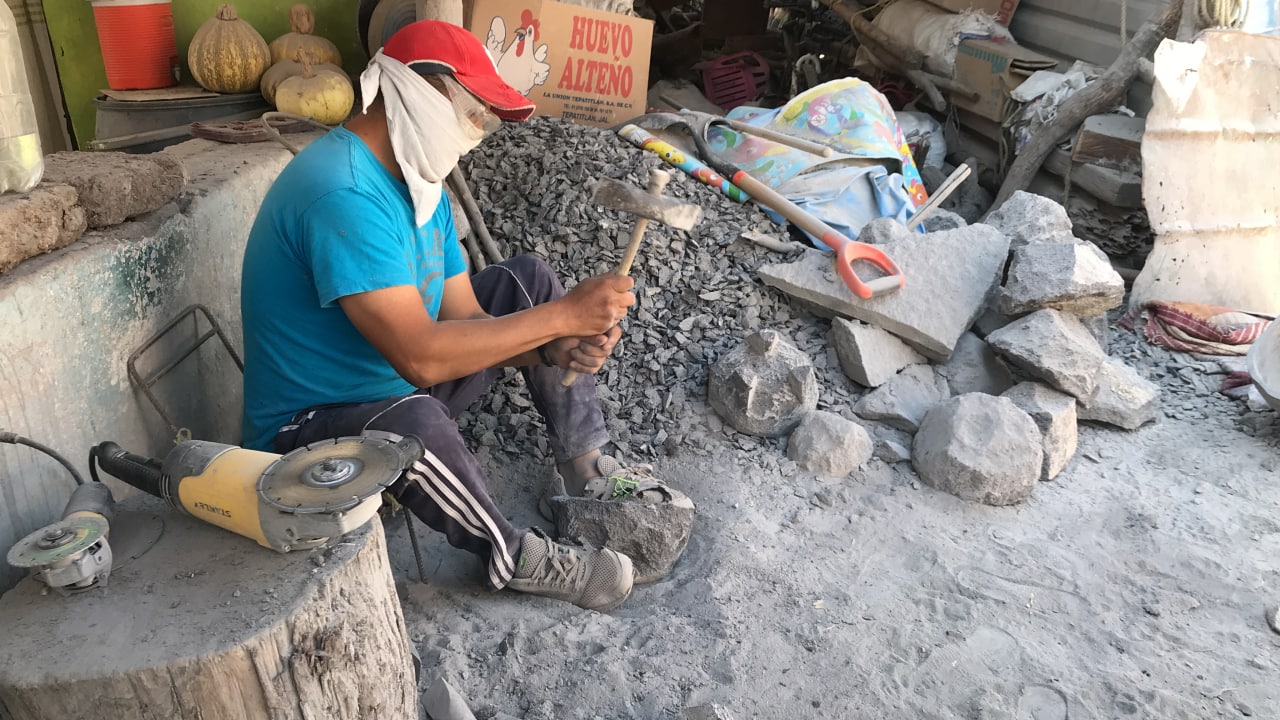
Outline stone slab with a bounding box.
[1077,358,1161,430]
[987,309,1107,398]
[43,150,185,228]
[759,220,1010,361]
[938,332,1014,396]
[999,241,1125,317]
[0,183,87,274]
[854,364,951,432]
[983,190,1075,248]
[1002,382,1078,480]
[829,317,926,388]
[551,490,696,584]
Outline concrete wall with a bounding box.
[0,138,296,592]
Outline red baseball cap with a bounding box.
[382,20,536,122]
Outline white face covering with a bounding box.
[359,51,487,227]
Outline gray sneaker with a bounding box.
[507,529,634,612]
[539,455,673,521]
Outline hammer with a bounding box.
[560,168,702,386]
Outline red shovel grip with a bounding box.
[824,231,905,299]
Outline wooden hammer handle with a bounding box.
[560,169,671,386]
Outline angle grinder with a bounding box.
[5,433,422,593]
[89,434,423,553]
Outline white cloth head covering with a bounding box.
[359,50,484,227]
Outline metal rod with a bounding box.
[404,509,428,584]
[448,168,504,265]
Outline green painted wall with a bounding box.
[41,0,366,148]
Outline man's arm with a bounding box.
[339,272,634,387]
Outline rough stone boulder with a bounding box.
[785,411,873,476]
[0,183,87,274]
[998,241,1125,317]
[1002,382,1078,481]
[1078,358,1161,429]
[912,394,1045,506]
[43,150,185,228]
[854,364,951,432]
[708,329,818,437]
[551,490,696,584]
[982,190,1075,248]
[987,309,1108,398]
[828,317,926,388]
[759,220,1010,360]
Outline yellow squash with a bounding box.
[268,4,343,67]
[274,58,355,126]
[261,52,345,105]
[188,4,271,94]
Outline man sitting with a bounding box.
[240,20,654,612]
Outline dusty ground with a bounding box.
[369,119,1280,720]
[385,326,1279,720]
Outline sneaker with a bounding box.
[539,455,675,521]
[507,529,634,612]
[581,455,674,504]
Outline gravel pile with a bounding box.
[457,117,858,463]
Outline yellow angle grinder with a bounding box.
[6,433,422,593]
[89,435,423,553]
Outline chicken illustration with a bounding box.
[484,11,551,97]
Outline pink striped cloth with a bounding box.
[1119,301,1273,356]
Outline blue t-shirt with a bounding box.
[240,126,466,450]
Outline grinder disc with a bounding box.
[6,516,109,569]
[258,436,410,514]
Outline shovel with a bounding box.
[628,111,904,300]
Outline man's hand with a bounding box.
[558,275,635,336]
[546,325,622,375]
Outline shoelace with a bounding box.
[606,474,641,499]
[532,543,588,589]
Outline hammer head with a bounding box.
[591,177,703,231]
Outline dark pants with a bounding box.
[272,255,610,589]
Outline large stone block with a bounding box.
[853,364,950,432]
[759,220,1010,360]
[828,317,926,388]
[987,309,1107,398]
[1002,382,1078,481]
[708,329,818,437]
[999,241,1125,317]
[0,184,87,274]
[786,411,873,476]
[42,151,185,228]
[983,190,1075,248]
[1077,358,1161,430]
[938,332,1014,396]
[912,394,1044,506]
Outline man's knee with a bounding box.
[365,394,456,442]
[506,254,563,299]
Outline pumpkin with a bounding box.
[269,4,343,67]
[274,58,355,125]
[261,52,345,105]
[188,4,271,94]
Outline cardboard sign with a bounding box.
[952,38,1057,122]
[467,0,654,127]
[919,0,1022,26]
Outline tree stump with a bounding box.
[0,494,417,720]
